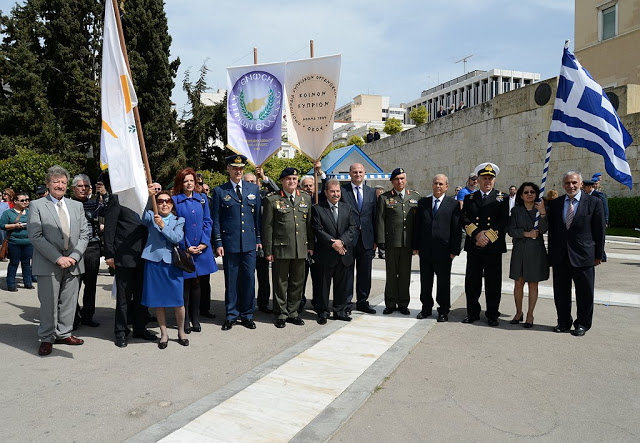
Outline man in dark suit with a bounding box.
[340,163,377,314]
[212,155,262,331]
[104,193,152,347]
[413,174,461,322]
[311,179,358,324]
[548,171,605,336]
[583,178,609,262]
[461,162,509,326]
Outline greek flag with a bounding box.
[548,42,633,189]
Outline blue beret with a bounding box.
[279,167,299,180]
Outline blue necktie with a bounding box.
[433,198,440,216]
[356,186,362,212]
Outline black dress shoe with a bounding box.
[201,311,217,319]
[488,318,499,327]
[333,314,352,322]
[177,337,189,346]
[158,341,168,349]
[462,315,480,324]
[258,306,273,314]
[221,320,236,331]
[81,318,100,327]
[114,336,127,348]
[571,325,587,336]
[437,314,448,322]
[286,317,305,326]
[6,287,18,292]
[357,305,377,314]
[275,319,286,328]
[317,317,327,325]
[416,312,430,319]
[553,324,570,333]
[242,319,257,329]
[133,330,158,341]
[398,307,410,315]
[24,285,35,289]
[191,325,202,333]
[382,307,395,315]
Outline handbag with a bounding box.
[172,245,195,273]
[0,211,23,260]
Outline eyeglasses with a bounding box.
[75,185,90,188]
[522,190,536,195]
[157,198,172,204]
[17,199,30,202]
[154,187,161,191]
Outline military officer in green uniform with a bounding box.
[460,162,509,326]
[262,168,314,328]
[376,168,420,315]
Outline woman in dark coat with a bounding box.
[172,168,218,333]
[507,182,549,328]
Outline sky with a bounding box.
[0,0,575,116]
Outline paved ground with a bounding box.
[0,236,638,442]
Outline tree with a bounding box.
[383,117,403,135]
[409,105,428,125]
[347,135,364,147]
[120,0,181,183]
[0,0,103,172]
[0,147,77,197]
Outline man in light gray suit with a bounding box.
[28,165,90,356]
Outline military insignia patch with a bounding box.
[247,193,256,200]
[409,199,418,204]
[299,202,308,208]
[496,192,504,202]
[223,194,231,201]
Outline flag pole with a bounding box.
[109,0,157,215]
[310,39,320,204]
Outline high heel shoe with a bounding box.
[523,315,534,329]
[177,337,189,347]
[510,313,524,324]
[158,340,168,349]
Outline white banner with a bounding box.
[226,62,286,166]
[100,1,147,216]
[284,54,341,160]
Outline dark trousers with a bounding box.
[419,254,453,315]
[256,255,271,308]
[552,260,595,330]
[114,264,146,337]
[384,247,413,309]
[464,252,502,320]
[183,277,201,328]
[345,238,374,309]
[272,258,305,319]
[199,274,211,314]
[316,259,349,317]
[76,242,100,321]
[223,250,256,321]
[6,243,32,288]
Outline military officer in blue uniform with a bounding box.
[211,155,262,331]
[460,162,509,326]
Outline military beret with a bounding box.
[279,167,299,180]
[390,168,405,180]
[474,162,500,177]
[591,173,602,182]
[225,154,247,167]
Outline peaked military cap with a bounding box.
[474,162,500,177]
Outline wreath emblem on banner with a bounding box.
[239,89,274,121]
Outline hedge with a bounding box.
[608,197,640,228]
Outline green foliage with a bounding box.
[383,117,403,135]
[409,105,428,125]
[0,147,77,197]
[347,135,364,147]
[198,170,228,189]
[121,0,181,184]
[608,197,640,228]
[261,152,315,182]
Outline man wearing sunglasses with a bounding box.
[456,173,478,208]
[71,174,104,330]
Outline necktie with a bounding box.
[565,198,575,229]
[236,184,242,201]
[331,205,338,224]
[433,198,440,216]
[356,186,362,212]
[57,200,70,250]
[482,193,487,200]
[290,195,295,207]
[398,192,403,202]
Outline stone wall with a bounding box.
[362,79,640,198]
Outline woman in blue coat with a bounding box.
[141,188,189,348]
[172,168,218,333]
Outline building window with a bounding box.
[382,109,388,113]
[600,3,617,41]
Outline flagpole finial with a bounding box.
[564,40,570,49]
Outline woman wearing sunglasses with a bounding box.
[140,186,189,349]
[507,182,549,328]
[0,192,34,291]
